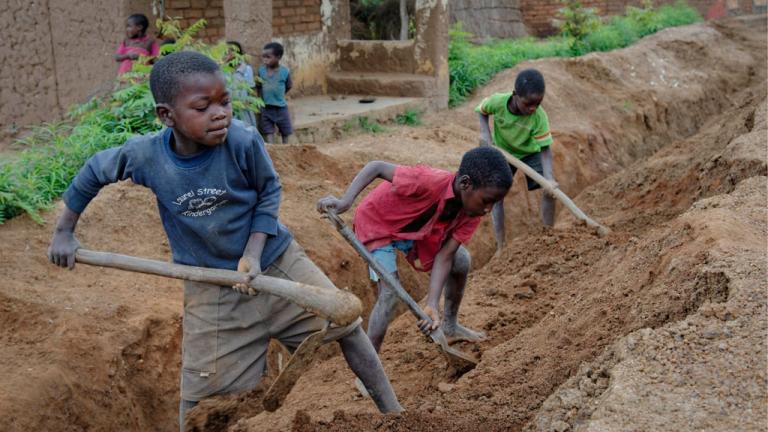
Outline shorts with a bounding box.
[510,151,544,191]
[367,240,414,281]
[367,240,471,282]
[258,105,293,136]
[180,240,361,401]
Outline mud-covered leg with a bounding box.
[541,193,556,227]
[367,277,401,353]
[442,247,486,344]
[339,326,403,412]
[491,199,506,255]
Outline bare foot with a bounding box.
[354,377,370,399]
[442,323,486,344]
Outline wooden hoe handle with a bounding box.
[497,144,610,235]
[75,249,363,326]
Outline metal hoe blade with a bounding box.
[262,326,328,412]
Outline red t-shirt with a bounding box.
[353,165,481,272]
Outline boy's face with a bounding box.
[126,19,143,38]
[458,177,508,217]
[156,72,233,148]
[513,92,544,116]
[261,49,280,68]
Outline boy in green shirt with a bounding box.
[476,68,556,254]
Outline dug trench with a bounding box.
[0,16,765,432]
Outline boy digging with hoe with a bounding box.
[317,148,513,356]
[47,51,402,431]
[477,69,557,254]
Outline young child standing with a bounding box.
[257,42,293,144]
[226,41,258,128]
[317,148,512,352]
[115,13,159,76]
[476,68,556,254]
[47,51,401,431]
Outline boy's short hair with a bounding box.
[128,13,149,32]
[227,40,244,55]
[458,147,513,190]
[150,51,220,105]
[515,69,546,97]
[263,42,284,58]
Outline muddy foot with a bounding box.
[354,377,370,399]
[443,323,487,344]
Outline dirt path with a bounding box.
[0,16,765,432]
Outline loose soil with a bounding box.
[0,16,765,432]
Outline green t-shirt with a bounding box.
[475,92,553,159]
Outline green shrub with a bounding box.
[0,19,264,224]
[448,1,701,106]
[557,0,601,39]
[395,108,423,126]
[358,116,387,133]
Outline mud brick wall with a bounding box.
[273,0,323,36]
[519,0,744,36]
[164,0,225,41]
[0,0,153,148]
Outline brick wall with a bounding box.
[519,0,750,36]
[273,0,323,36]
[164,0,225,42]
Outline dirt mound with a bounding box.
[0,16,765,432]
[528,175,767,432]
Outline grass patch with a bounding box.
[448,0,702,106]
[395,108,423,126]
[358,116,387,133]
[0,18,263,224]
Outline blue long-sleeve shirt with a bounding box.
[63,120,293,270]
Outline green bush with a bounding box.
[448,0,701,106]
[395,108,423,126]
[0,19,263,224]
[358,116,387,133]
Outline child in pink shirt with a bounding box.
[115,14,159,75]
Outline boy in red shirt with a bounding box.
[317,147,512,351]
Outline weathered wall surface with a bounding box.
[274,0,351,96]
[1,0,154,148]
[273,0,324,36]
[451,0,529,39]
[165,0,225,42]
[1,0,60,146]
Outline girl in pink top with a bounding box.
[115,14,159,75]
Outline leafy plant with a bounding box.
[358,116,387,133]
[395,108,422,126]
[0,19,264,224]
[557,0,601,40]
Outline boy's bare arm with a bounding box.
[47,206,82,269]
[316,161,396,215]
[416,237,461,334]
[478,113,492,147]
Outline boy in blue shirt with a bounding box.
[46,51,401,431]
[257,42,293,144]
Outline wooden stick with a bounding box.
[324,213,477,371]
[75,249,362,326]
[496,145,610,235]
